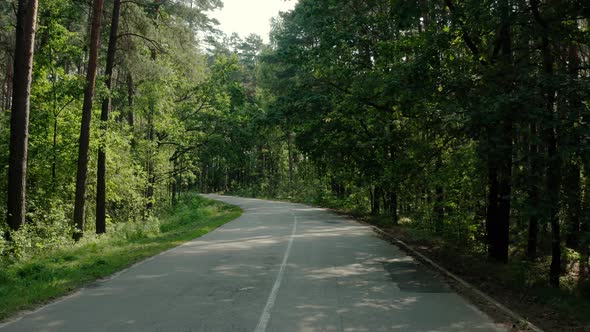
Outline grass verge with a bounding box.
[0,194,241,321]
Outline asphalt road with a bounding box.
[0,195,506,332]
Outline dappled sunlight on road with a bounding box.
[216,226,271,232]
[1,195,506,332]
[135,273,169,280]
[304,263,382,279]
[212,264,269,277]
[355,296,419,311]
[293,207,329,212]
[177,235,281,253]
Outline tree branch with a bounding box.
[117,32,166,53]
[444,0,487,65]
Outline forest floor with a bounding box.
[367,221,590,332]
[0,195,241,322]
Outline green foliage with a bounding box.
[187,5,590,326]
[1,0,590,327]
[0,0,227,242]
[0,201,74,263]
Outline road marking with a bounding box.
[254,213,298,332]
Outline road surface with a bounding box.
[1,195,505,331]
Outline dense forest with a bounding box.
[200,0,590,291]
[1,0,590,318]
[0,0,234,252]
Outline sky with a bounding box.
[209,0,298,43]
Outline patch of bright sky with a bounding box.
[209,0,298,43]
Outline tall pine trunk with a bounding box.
[370,186,381,216]
[73,0,104,240]
[546,110,561,287]
[582,162,590,281]
[287,131,294,186]
[532,0,562,287]
[3,59,13,112]
[126,72,135,127]
[527,122,541,260]
[486,6,512,263]
[564,44,582,249]
[6,0,38,232]
[96,0,121,234]
[434,154,444,234]
[389,190,398,224]
[145,98,155,211]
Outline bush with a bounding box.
[112,216,161,241]
[1,216,74,263]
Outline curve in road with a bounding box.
[0,194,505,332]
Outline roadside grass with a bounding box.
[0,195,241,321]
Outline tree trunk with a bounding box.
[527,122,541,260]
[434,154,444,234]
[73,0,105,241]
[3,59,13,111]
[499,116,513,262]
[486,8,512,263]
[202,166,208,193]
[6,0,38,232]
[564,44,582,249]
[369,188,375,215]
[485,123,513,264]
[126,72,134,127]
[572,41,589,280]
[172,159,179,205]
[389,190,398,224]
[145,99,155,211]
[564,162,581,249]
[371,186,381,215]
[531,0,562,287]
[96,0,121,235]
[51,116,58,182]
[546,115,561,287]
[581,162,590,281]
[486,163,500,256]
[287,131,294,186]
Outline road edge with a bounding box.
[365,223,544,332]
